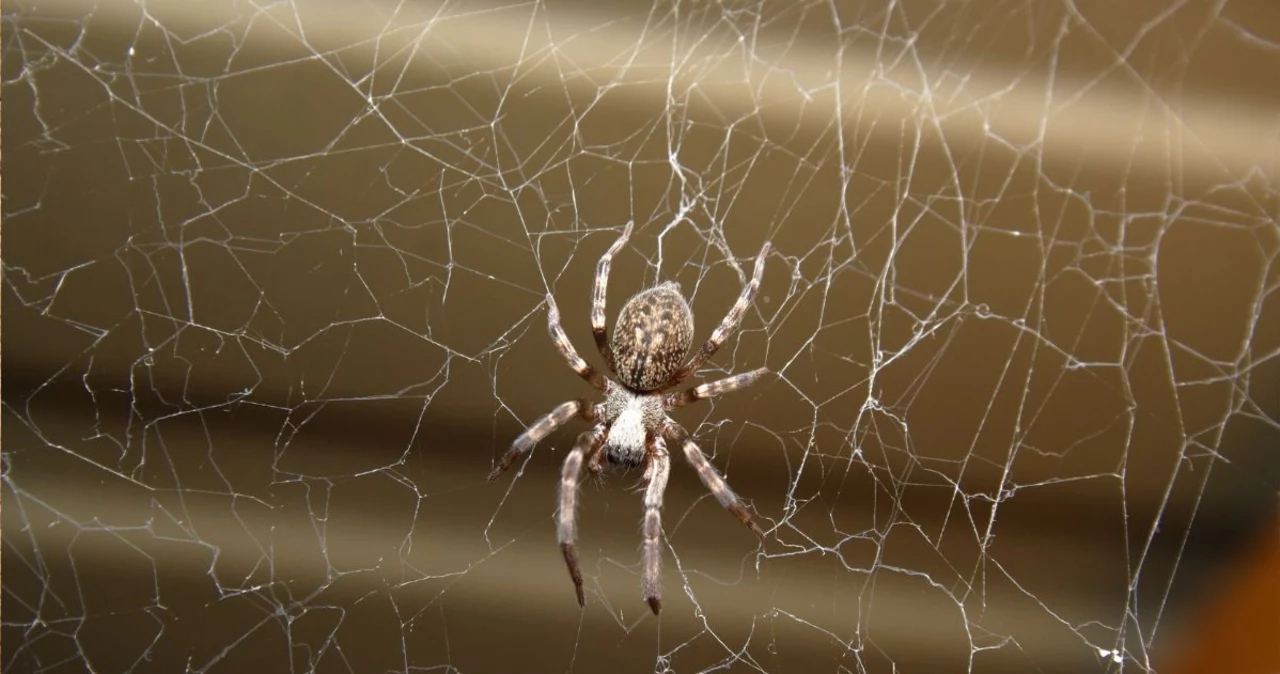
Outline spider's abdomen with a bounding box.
[611,281,693,391]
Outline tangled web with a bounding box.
[4,1,1279,672]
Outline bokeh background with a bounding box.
[4,1,1278,672]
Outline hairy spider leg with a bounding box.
[666,367,768,409]
[559,426,607,608]
[546,295,607,392]
[591,221,634,372]
[665,424,762,536]
[640,435,670,615]
[664,242,770,390]
[488,399,596,480]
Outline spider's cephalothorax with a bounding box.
[597,385,665,469]
[488,221,770,616]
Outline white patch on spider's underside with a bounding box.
[604,401,647,468]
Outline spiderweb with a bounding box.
[4,0,1279,672]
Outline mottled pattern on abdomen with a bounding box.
[610,281,694,391]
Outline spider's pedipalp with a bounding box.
[666,424,762,536]
[489,399,595,480]
[641,436,670,615]
[665,242,769,389]
[547,294,607,392]
[592,221,634,371]
[666,367,767,409]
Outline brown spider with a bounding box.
[488,222,769,615]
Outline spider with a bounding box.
[488,222,769,615]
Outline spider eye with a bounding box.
[610,282,693,391]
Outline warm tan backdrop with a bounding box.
[4,1,1278,672]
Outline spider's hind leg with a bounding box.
[662,242,769,390]
[591,221,634,371]
[665,368,767,409]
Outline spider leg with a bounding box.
[664,242,769,389]
[559,426,607,608]
[547,294,607,392]
[641,435,670,615]
[488,400,596,480]
[665,424,762,536]
[591,221,634,372]
[666,368,767,409]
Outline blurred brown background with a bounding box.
[4,0,1278,672]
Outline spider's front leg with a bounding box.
[641,434,671,615]
[488,400,596,480]
[664,424,762,536]
[559,425,607,608]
